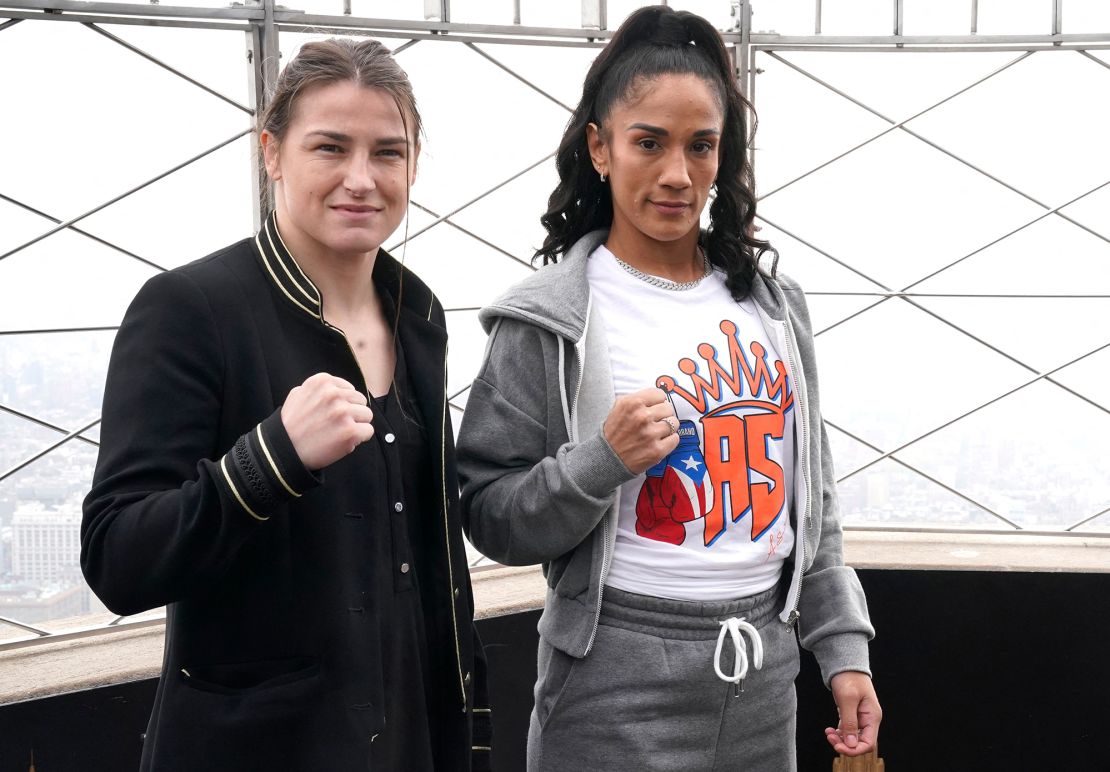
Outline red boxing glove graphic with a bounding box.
[635,420,708,546]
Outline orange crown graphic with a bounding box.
[657,320,793,416]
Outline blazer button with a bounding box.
[384,432,396,444]
[463,672,472,686]
[400,562,410,574]
[394,502,404,512]
[453,586,460,598]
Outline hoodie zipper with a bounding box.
[572,337,612,656]
[571,300,615,656]
[779,311,811,627]
[586,511,613,655]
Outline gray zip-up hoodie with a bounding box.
[458,230,873,685]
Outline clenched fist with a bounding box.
[281,373,375,471]
[602,387,680,475]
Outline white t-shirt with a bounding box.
[588,245,796,601]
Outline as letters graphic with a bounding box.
[634,320,793,548]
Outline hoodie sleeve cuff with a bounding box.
[810,632,873,688]
[562,431,637,500]
[218,408,322,521]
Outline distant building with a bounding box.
[16,479,71,508]
[0,525,10,576]
[0,582,86,625]
[0,497,14,527]
[10,501,82,585]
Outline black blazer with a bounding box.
[82,214,488,771]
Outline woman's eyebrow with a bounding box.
[305,130,352,142]
[627,122,668,135]
[625,123,721,137]
[304,130,408,146]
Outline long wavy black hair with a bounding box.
[535,5,775,299]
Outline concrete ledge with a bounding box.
[471,563,546,620]
[0,624,164,705]
[0,567,551,706]
[844,529,1110,573]
[3,530,1108,705]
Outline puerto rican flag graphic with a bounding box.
[635,419,713,545]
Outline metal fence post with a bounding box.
[246,0,279,230]
[582,0,606,31]
[737,0,756,179]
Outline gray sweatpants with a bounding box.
[528,584,800,772]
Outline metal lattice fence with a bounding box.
[1,0,1108,649]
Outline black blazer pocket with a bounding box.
[175,656,322,727]
[151,657,325,770]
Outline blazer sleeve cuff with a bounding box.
[218,408,322,521]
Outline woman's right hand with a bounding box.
[602,387,680,475]
[281,373,375,471]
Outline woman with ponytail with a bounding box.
[458,5,879,769]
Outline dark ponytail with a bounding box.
[535,5,775,299]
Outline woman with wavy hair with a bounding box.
[458,6,879,769]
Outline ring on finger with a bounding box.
[661,416,678,436]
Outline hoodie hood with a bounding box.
[477,230,603,341]
[748,260,791,323]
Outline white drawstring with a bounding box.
[713,617,764,689]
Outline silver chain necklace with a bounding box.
[611,250,711,291]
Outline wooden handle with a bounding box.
[832,747,884,771]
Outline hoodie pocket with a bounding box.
[550,538,594,601]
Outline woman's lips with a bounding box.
[332,204,382,218]
[650,200,690,215]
